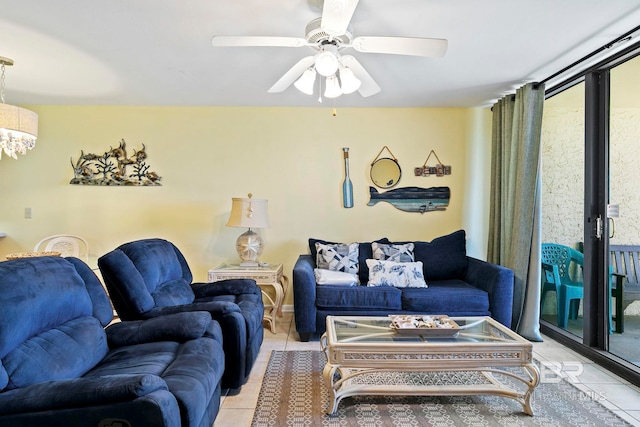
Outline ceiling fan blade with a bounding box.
[321,0,359,37]
[352,36,448,57]
[339,55,380,97]
[268,56,316,93]
[212,36,308,48]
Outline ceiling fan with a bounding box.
[211,0,447,99]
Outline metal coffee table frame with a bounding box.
[321,315,539,416]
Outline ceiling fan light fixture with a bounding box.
[212,1,448,101]
[315,51,339,77]
[294,67,317,95]
[324,75,342,98]
[339,67,361,94]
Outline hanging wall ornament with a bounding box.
[368,186,450,213]
[342,147,354,208]
[370,146,401,189]
[414,150,451,177]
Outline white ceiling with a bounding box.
[1,0,640,108]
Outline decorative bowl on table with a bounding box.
[389,314,461,336]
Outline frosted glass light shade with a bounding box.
[339,67,361,94]
[294,68,317,95]
[324,75,342,99]
[315,51,339,77]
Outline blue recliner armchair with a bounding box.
[0,256,225,427]
[98,238,264,390]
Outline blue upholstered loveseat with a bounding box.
[0,256,225,427]
[293,230,515,341]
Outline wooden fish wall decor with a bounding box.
[368,186,450,213]
[70,139,162,186]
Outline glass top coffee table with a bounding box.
[321,315,539,415]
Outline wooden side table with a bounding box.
[208,263,289,334]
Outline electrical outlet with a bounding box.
[24,207,32,219]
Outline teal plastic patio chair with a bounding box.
[541,243,615,332]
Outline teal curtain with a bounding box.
[488,82,545,341]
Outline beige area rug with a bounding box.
[251,350,632,427]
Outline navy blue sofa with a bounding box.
[0,256,225,427]
[98,238,264,390]
[293,230,514,341]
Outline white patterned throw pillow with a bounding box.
[371,242,415,262]
[314,269,359,286]
[366,259,427,288]
[315,242,359,275]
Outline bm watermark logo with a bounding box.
[538,361,606,402]
[540,361,584,383]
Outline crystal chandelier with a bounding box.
[0,56,38,160]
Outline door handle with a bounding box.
[609,218,615,239]
[595,215,603,240]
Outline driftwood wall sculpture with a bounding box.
[70,139,162,186]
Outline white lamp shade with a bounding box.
[324,75,342,99]
[0,103,38,159]
[226,196,270,229]
[0,104,38,137]
[294,68,316,95]
[0,57,39,160]
[339,67,361,94]
[315,51,339,77]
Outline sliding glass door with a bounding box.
[541,47,640,383]
[540,82,586,339]
[607,55,640,365]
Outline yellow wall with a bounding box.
[0,105,492,306]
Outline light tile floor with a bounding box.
[215,313,640,426]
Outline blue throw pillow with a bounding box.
[390,230,468,280]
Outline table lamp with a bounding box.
[226,193,270,266]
